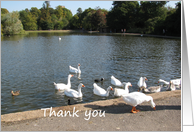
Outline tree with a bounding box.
[162,2,181,36]
[82,11,94,30]
[39,1,53,30]
[1,8,9,14]
[92,9,107,30]
[107,1,139,30]
[62,7,72,21]
[76,8,82,18]
[1,11,24,35]
[55,5,63,19]
[19,9,37,30]
[70,15,80,29]
[30,7,41,19]
[139,1,168,28]
[51,14,58,29]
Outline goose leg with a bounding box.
[131,106,139,113]
[134,107,140,112]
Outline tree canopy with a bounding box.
[1,1,181,36]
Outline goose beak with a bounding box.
[71,75,74,77]
[145,78,148,81]
[111,88,113,90]
[158,81,159,83]
[82,85,85,87]
[153,107,156,110]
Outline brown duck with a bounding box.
[11,90,20,96]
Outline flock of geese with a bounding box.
[52,63,181,113]
[11,62,181,113]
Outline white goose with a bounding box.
[158,78,181,86]
[158,79,169,85]
[111,75,123,87]
[122,92,156,113]
[137,77,148,88]
[114,82,132,97]
[53,74,73,91]
[166,81,176,91]
[93,83,113,97]
[69,63,81,74]
[64,83,85,98]
[59,37,61,40]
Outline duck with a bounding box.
[67,98,72,105]
[53,74,73,91]
[111,75,123,87]
[114,82,132,97]
[93,83,113,97]
[166,81,176,91]
[121,92,156,113]
[139,85,162,93]
[94,78,104,83]
[59,37,61,40]
[64,83,85,98]
[137,77,148,88]
[11,90,20,96]
[69,63,81,74]
[158,78,181,86]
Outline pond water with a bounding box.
[1,33,181,115]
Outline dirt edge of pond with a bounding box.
[1,90,181,124]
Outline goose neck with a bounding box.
[67,76,71,86]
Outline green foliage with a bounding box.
[107,1,140,29]
[1,1,181,36]
[1,24,4,36]
[70,15,80,29]
[1,11,24,35]
[19,9,37,30]
[30,7,41,19]
[81,8,108,30]
[1,8,9,14]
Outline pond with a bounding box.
[1,33,181,115]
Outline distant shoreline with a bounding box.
[25,30,181,39]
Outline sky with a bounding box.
[1,1,180,16]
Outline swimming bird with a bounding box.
[11,90,20,96]
[93,83,113,97]
[111,75,123,87]
[137,77,148,88]
[122,92,156,113]
[53,74,73,91]
[166,81,176,91]
[64,83,85,98]
[114,82,132,97]
[94,78,104,83]
[59,37,61,40]
[69,63,81,74]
